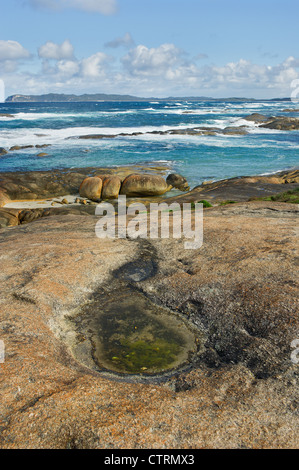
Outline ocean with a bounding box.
[0,99,298,189]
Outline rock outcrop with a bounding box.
[244,113,299,130]
[0,165,171,202]
[0,201,298,448]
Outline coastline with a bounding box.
[0,103,298,449]
[0,191,298,448]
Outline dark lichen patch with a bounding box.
[113,258,157,282]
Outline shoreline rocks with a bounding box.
[79,177,103,201]
[166,173,190,191]
[0,166,298,228]
[244,113,299,130]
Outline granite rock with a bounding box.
[0,202,298,448]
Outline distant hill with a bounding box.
[5,93,291,103]
[5,93,150,103]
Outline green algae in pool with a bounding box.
[87,292,198,375]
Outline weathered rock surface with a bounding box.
[166,173,190,191]
[0,190,10,208]
[165,169,299,205]
[0,148,8,156]
[101,175,122,200]
[0,201,298,448]
[0,208,19,228]
[244,113,299,130]
[0,165,170,202]
[79,177,102,201]
[120,174,170,197]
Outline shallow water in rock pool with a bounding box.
[70,289,200,377]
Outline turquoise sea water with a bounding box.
[0,100,298,188]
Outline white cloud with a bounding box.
[2,38,299,99]
[105,33,135,49]
[28,0,117,14]
[38,39,74,60]
[122,43,186,75]
[0,40,31,61]
[80,52,110,77]
[57,60,80,76]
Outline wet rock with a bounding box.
[36,152,49,157]
[244,113,270,123]
[260,117,299,130]
[114,258,157,282]
[120,174,169,197]
[222,126,248,135]
[0,113,14,118]
[79,177,102,201]
[166,173,190,191]
[244,113,299,130]
[0,147,8,156]
[9,145,34,151]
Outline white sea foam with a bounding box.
[0,109,138,121]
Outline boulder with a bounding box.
[120,174,169,197]
[166,173,190,191]
[0,147,7,156]
[36,152,49,157]
[79,177,103,201]
[19,208,50,225]
[0,208,19,228]
[101,175,122,199]
[9,145,34,151]
[0,190,10,207]
[244,113,269,123]
[260,117,299,130]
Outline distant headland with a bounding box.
[5,93,291,103]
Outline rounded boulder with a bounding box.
[120,174,169,197]
[166,173,190,191]
[101,176,122,199]
[79,177,102,201]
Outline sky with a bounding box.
[0,0,299,98]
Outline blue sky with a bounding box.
[0,0,299,98]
